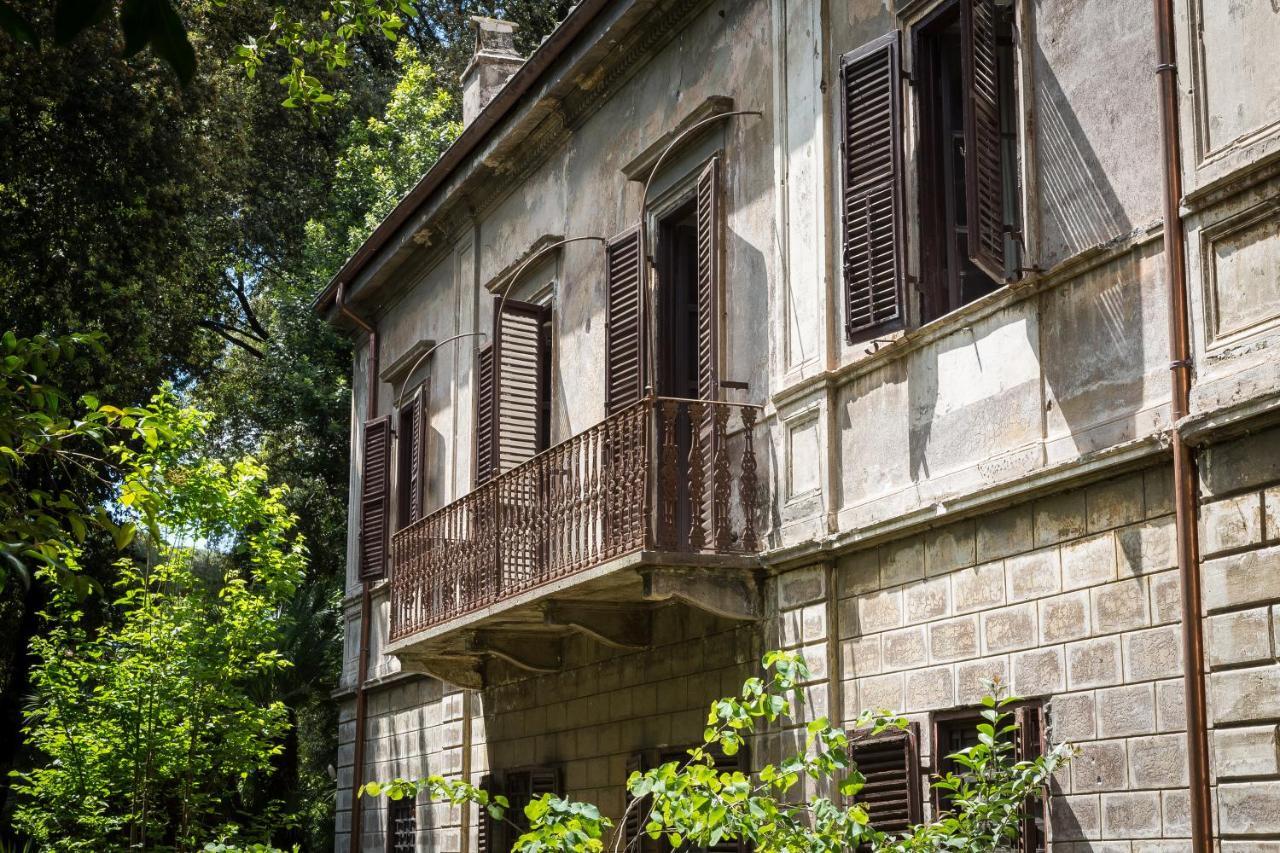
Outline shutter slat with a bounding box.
[606,227,645,415]
[962,0,1008,280]
[850,723,920,837]
[840,32,906,339]
[359,415,391,580]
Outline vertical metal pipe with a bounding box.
[1151,2,1213,848]
[336,283,378,853]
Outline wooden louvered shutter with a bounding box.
[476,345,495,486]
[605,227,645,415]
[478,772,496,853]
[1014,706,1048,853]
[840,32,906,339]
[398,388,427,526]
[387,793,417,853]
[623,753,649,851]
[849,723,921,835]
[695,157,721,405]
[494,297,550,475]
[961,0,1007,281]
[359,416,391,580]
[706,744,750,853]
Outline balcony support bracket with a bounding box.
[543,601,653,650]
[641,567,761,621]
[469,631,563,673]
[396,652,485,691]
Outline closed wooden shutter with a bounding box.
[961,0,1007,280]
[359,415,391,580]
[476,345,495,486]
[840,32,906,339]
[649,745,750,853]
[494,765,562,850]
[1014,705,1048,853]
[494,297,550,475]
[398,387,427,526]
[605,227,645,415]
[695,157,721,405]
[849,723,920,835]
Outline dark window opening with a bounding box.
[915,0,1021,324]
[387,794,417,853]
[932,706,1046,853]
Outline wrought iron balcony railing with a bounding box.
[389,396,763,640]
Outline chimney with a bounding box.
[461,16,523,127]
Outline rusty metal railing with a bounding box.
[389,396,763,640]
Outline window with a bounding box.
[623,744,750,853]
[914,0,1021,322]
[932,705,1047,852]
[479,766,562,853]
[397,385,428,528]
[848,723,922,836]
[475,297,553,486]
[387,794,417,853]
[839,0,1022,340]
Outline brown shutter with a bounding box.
[494,297,550,475]
[1014,705,1048,853]
[605,227,645,415]
[961,0,1007,280]
[476,345,495,486]
[398,388,427,526]
[623,752,649,851]
[840,32,906,339]
[359,416,391,580]
[695,157,721,404]
[478,772,496,853]
[387,793,417,853]
[849,723,921,835]
[707,743,750,853]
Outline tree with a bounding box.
[10,390,307,851]
[364,652,1072,853]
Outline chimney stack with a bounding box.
[461,16,523,127]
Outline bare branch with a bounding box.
[198,321,265,359]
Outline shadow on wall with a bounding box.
[1032,41,1132,264]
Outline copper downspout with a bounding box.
[336,282,378,853]
[1152,2,1212,848]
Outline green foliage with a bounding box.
[9,389,307,851]
[365,653,1072,853]
[0,331,170,593]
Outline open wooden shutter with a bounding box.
[359,415,391,580]
[398,387,427,526]
[494,297,550,475]
[695,157,721,405]
[849,723,921,836]
[478,772,496,853]
[605,227,645,415]
[961,0,1007,281]
[840,32,906,339]
[476,345,495,486]
[623,752,649,851]
[1014,705,1048,853]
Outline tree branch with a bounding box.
[198,321,265,359]
[229,269,270,342]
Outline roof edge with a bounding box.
[313,0,613,320]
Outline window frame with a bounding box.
[929,701,1048,852]
[396,381,428,530]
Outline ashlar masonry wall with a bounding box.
[822,466,1193,848]
[1198,423,1280,849]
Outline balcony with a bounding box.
[386,396,765,686]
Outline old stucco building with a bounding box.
[316,0,1280,850]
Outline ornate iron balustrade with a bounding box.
[389,396,763,640]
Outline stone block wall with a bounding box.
[1199,424,1280,850]
[470,606,760,851]
[336,679,464,852]
[833,466,1193,848]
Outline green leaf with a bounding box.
[119,0,196,84]
[54,0,111,44]
[0,2,38,45]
